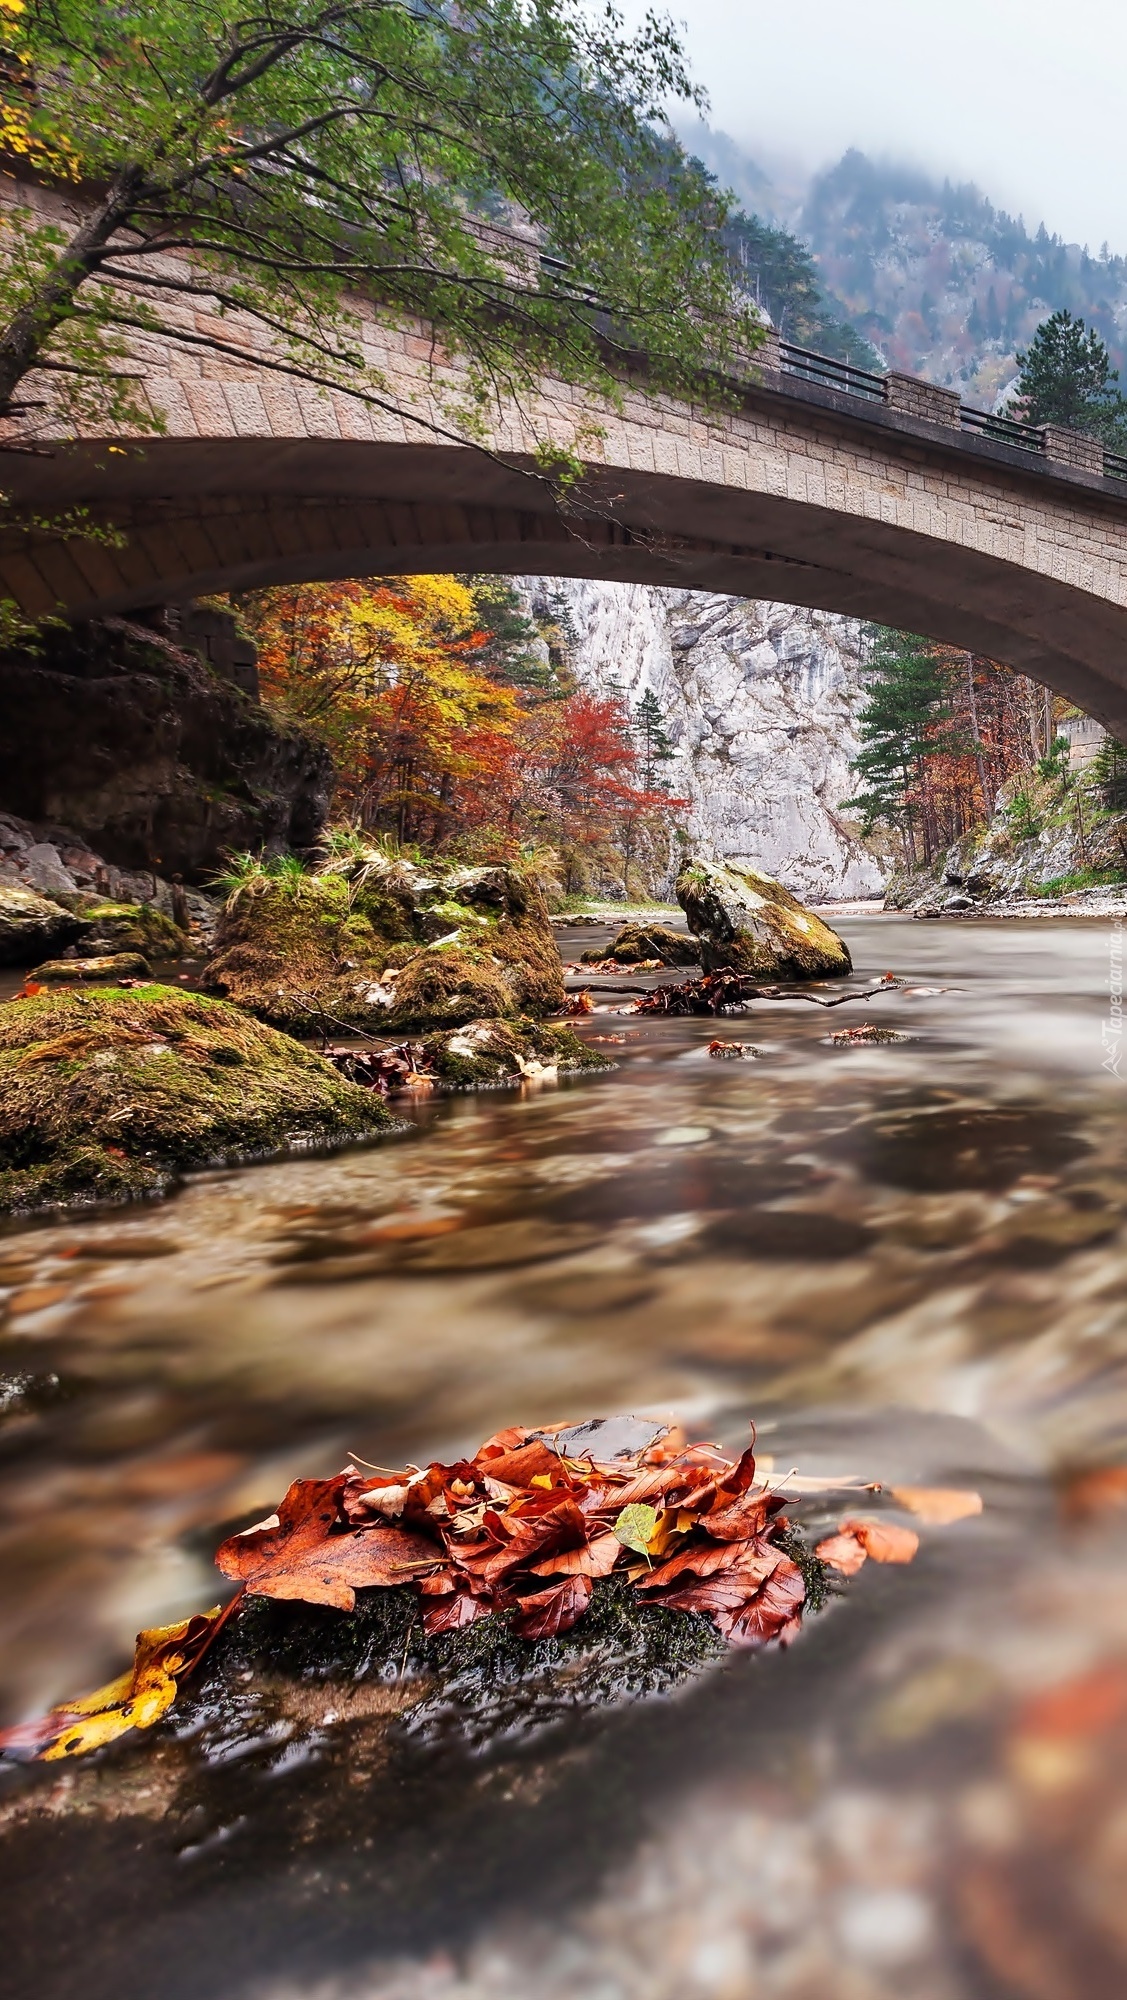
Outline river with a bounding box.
[2,916,1127,1999]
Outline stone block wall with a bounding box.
[884,373,961,428]
[1042,426,1105,475]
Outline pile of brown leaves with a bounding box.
[0,1418,981,1763]
[320,1041,436,1091]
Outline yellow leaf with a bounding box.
[43,1665,178,1760]
[3,1604,228,1762]
[529,1473,554,1489]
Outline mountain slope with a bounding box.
[687,123,1127,408]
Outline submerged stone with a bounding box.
[582,921,698,967]
[203,849,565,1031]
[419,1016,614,1086]
[676,857,852,979]
[31,951,152,982]
[0,983,395,1214]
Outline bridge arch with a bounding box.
[6,311,1127,731]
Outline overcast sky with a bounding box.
[616,0,1127,251]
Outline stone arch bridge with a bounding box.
[6,251,1127,731]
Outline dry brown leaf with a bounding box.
[530,1530,622,1579]
[890,1484,983,1525]
[513,1573,593,1638]
[216,1476,438,1610]
[816,1529,868,1576]
[843,1517,920,1564]
[1061,1464,1127,1521]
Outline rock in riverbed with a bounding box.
[31,952,153,983]
[581,921,697,967]
[676,858,851,979]
[331,1017,615,1091]
[203,850,565,1032]
[0,885,82,966]
[0,983,395,1213]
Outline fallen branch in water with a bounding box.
[0,1418,981,1763]
[633,971,905,1015]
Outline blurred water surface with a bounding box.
[2,916,1127,1999]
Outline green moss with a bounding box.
[417,1016,615,1085]
[1033,866,1127,895]
[583,922,697,966]
[204,848,565,1031]
[74,901,188,959]
[388,947,513,1028]
[676,859,852,980]
[32,952,152,982]
[0,983,395,1214]
[196,1573,729,1732]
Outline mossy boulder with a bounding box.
[418,1017,615,1087]
[203,851,565,1032]
[71,900,189,960]
[676,858,852,979]
[582,921,698,967]
[0,983,395,1214]
[32,952,152,982]
[0,884,83,966]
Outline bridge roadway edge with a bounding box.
[4,196,1127,730]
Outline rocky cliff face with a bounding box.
[0,617,331,885]
[534,581,884,902]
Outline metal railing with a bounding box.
[778,341,888,402]
[778,338,1126,484]
[957,405,1045,454]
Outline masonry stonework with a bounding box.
[6,180,1127,733]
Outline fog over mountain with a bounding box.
[686,122,1127,413]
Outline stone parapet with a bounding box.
[1042,425,1105,475]
[883,373,961,428]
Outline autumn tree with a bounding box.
[245,574,518,842]
[0,0,759,455]
[846,627,1044,866]
[244,572,686,891]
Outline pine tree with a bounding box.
[632,688,676,792]
[843,630,953,865]
[1015,310,1127,443]
[1092,734,1127,812]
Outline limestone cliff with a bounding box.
[532,581,884,902]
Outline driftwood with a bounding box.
[632,972,903,1016]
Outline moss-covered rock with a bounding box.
[203,850,565,1032]
[0,984,395,1214]
[0,884,82,966]
[676,858,852,979]
[417,1016,615,1086]
[71,900,189,960]
[582,921,697,967]
[32,951,152,982]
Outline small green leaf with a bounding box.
[613,1502,659,1556]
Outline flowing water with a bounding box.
[3,916,1127,2000]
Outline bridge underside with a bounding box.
[7,438,1127,734]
